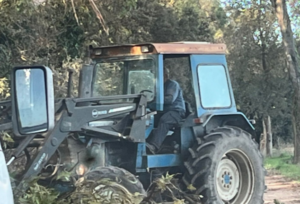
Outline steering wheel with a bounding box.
[140,90,153,94]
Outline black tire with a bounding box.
[71,166,147,204]
[182,126,265,204]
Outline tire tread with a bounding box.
[182,126,265,204]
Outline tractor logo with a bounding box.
[33,153,47,171]
[92,109,107,118]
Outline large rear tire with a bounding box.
[182,126,265,204]
[71,166,146,204]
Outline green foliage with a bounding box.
[144,172,202,203]
[273,199,285,204]
[71,177,144,204]
[0,131,14,149]
[56,170,72,181]
[265,153,300,181]
[17,178,65,204]
[15,171,201,204]
[223,0,293,143]
[0,77,10,99]
[288,0,300,40]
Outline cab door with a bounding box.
[190,54,237,117]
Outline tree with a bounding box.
[223,0,293,147]
[271,0,300,163]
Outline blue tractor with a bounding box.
[5,42,264,203]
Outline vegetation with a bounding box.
[17,179,65,204]
[265,153,300,181]
[271,0,300,163]
[15,172,201,204]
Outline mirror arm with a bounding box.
[16,113,68,191]
[6,134,36,166]
[0,122,12,131]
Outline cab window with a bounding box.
[197,65,231,108]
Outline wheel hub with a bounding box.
[224,174,230,184]
[216,158,240,201]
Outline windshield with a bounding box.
[92,57,156,101]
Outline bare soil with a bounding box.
[264,173,300,204]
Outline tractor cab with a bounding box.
[81,42,244,153]
[84,42,233,114]
[84,42,246,151]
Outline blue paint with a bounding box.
[147,154,182,168]
[136,143,146,171]
[224,174,230,184]
[145,114,154,139]
[155,54,164,111]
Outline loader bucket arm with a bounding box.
[16,93,148,189]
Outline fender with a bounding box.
[202,112,256,139]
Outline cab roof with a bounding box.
[90,42,227,58]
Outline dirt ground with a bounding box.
[264,173,300,204]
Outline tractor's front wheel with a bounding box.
[183,126,265,204]
[71,166,147,204]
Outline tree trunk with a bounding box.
[266,115,273,157]
[260,120,267,158]
[271,0,300,163]
[259,1,272,157]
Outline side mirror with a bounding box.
[11,66,55,135]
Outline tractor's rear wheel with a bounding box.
[71,166,146,204]
[182,126,265,204]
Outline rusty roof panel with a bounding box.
[151,42,226,54]
[90,42,226,58]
